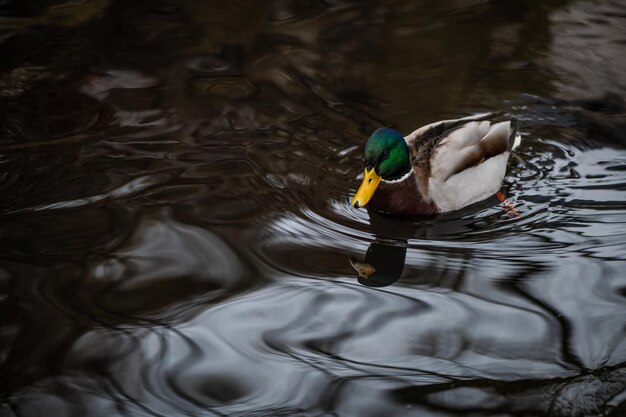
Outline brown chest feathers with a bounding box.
[369,174,437,215]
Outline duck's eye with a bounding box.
[382,151,389,159]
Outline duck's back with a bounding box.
[405,114,519,213]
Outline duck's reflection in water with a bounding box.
[351,237,408,287]
[351,198,500,287]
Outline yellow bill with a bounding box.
[352,168,381,208]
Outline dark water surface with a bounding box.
[1,1,626,416]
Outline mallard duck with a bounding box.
[352,113,520,215]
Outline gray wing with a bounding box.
[420,116,517,182]
[404,113,502,145]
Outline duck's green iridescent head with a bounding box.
[364,128,411,180]
[352,127,411,208]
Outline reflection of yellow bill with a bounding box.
[349,257,376,279]
[352,168,381,208]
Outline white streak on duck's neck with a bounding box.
[381,170,412,184]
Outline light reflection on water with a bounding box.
[1,0,626,416]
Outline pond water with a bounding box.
[1,1,626,416]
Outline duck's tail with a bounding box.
[507,117,522,151]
